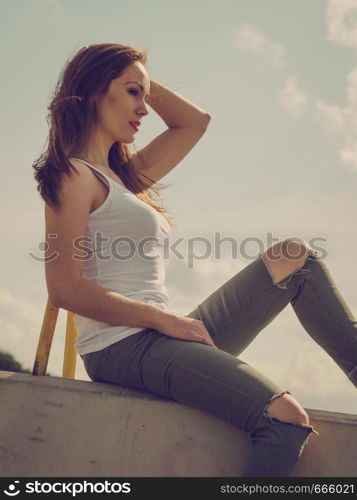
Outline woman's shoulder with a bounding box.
[67,157,92,176]
[52,158,99,213]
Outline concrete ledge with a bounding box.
[0,371,356,477]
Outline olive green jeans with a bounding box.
[81,250,356,476]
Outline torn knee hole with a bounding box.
[263,391,319,436]
[260,247,320,289]
[264,390,307,424]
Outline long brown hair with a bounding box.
[32,43,175,228]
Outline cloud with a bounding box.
[0,288,43,369]
[234,24,285,67]
[320,0,357,173]
[314,66,357,173]
[232,8,357,174]
[278,77,309,116]
[0,288,70,376]
[243,337,357,414]
[326,0,357,49]
[166,253,245,316]
[232,16,357,173]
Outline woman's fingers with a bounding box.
[198,323,218,348]
[159,315,218,348]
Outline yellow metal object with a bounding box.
[32,298,78,379]
[62,311,78,379]
[32,299,58,376]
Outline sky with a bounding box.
[1,0,356,415]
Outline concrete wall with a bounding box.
[0,370,356,477]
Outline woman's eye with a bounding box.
[129,88,139,96]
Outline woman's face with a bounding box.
[95,61,150,144]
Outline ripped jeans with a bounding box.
[81,250,357,477]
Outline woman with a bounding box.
[33,43,356,477]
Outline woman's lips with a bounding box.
[129,121,140,132]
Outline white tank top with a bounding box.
[70,157,173,355]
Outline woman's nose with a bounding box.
[139,103,149,117]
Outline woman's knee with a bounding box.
[265,392,310,426]
[261,238,310,286]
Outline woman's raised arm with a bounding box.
[131,80,211,184]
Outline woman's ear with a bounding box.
[87,92,102,122]
[88,92,98,106]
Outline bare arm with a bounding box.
[54,277,216,348]
[131,79,211,184]
[53,275,176,331]
[146,79,210,128]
